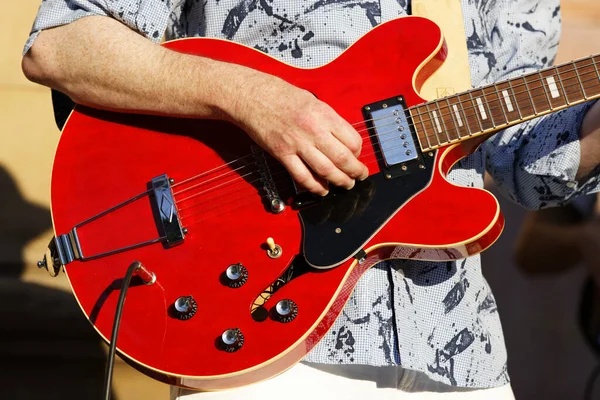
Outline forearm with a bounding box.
[578,100,600,180]
[21,16,250,119]
[21,15,368,194]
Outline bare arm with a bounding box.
[22,16,368,195]
[23,17,236,117]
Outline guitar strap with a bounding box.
[411,0,472,99]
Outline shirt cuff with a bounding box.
[521,100,600,203]
[23,0,171,55]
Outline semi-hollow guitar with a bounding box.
[41,16,600,390]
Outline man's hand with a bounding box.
[228,72,369,196]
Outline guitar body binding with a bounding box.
[48,16,504,390]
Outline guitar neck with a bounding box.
[409,54,600,151]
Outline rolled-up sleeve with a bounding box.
[24,0,173,55]
[472,0,600,210]
[486,100,600,209]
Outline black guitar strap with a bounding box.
[51,89,75,131]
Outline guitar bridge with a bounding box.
[47,174,185,268]
[252,146,285,213]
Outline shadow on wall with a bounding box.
[0,165,116,400]
[0,165,51,277]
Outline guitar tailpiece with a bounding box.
[37,237,63,277]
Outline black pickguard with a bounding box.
[300,153,435,268]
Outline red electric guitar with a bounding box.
[41,16,599,389]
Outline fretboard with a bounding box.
[409,54,600,151]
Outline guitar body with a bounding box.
[50,17,503,389]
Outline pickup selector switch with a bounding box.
[220,328,244,352]
[273,299,298,323]
[224,263,248,288]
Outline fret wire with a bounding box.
[560,65,581,103]
[426,104,443,146]
[467,92,484,132]
[493,84,509,125]
[457,95,474,136]
[426,104,440,146]
[522,77,538,115]
[435,100,452,143]
[551,68,568,107]
[411,108,427,149]
[537,72,553,110]
[445,98,461,140]
[481,90,496,128]
[409,60,594,124]
[407,109,422,148]
[506,80,523,120]
[408,58,600,146]
[573,61,588,99]
[554,66,569,105]
[591,57,600,85]
[412,69,600,147]
[417,106,433,148]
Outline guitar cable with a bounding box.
[102,261,154,400]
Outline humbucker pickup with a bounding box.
[365,98,419,167]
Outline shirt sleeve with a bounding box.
[23,0,173,55]
[485,100,600,209]
[470,0,600,209]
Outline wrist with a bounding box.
[577,100,600,180]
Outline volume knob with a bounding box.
[224,263,248,288]
[220,328,244,352]
[173,296,197,320]
[273,299,298,323]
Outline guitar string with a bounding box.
[178,157,369,224]
[175,65,600,221]
[172,61,599,195]
[67,63,600,243]
[127,66,600,230]
[363,63,600,148]
[407,59,600,124]
[175,119,437,206]
[174,66,600,206]
[177,147,426,227]
[177,68,600,211]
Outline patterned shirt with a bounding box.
[25,0,600,389]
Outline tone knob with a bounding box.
[220,328,244,352]
[273,299,298,323]
[224,263,248,288]
[173,296,197,320]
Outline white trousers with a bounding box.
[171,362,515,399]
